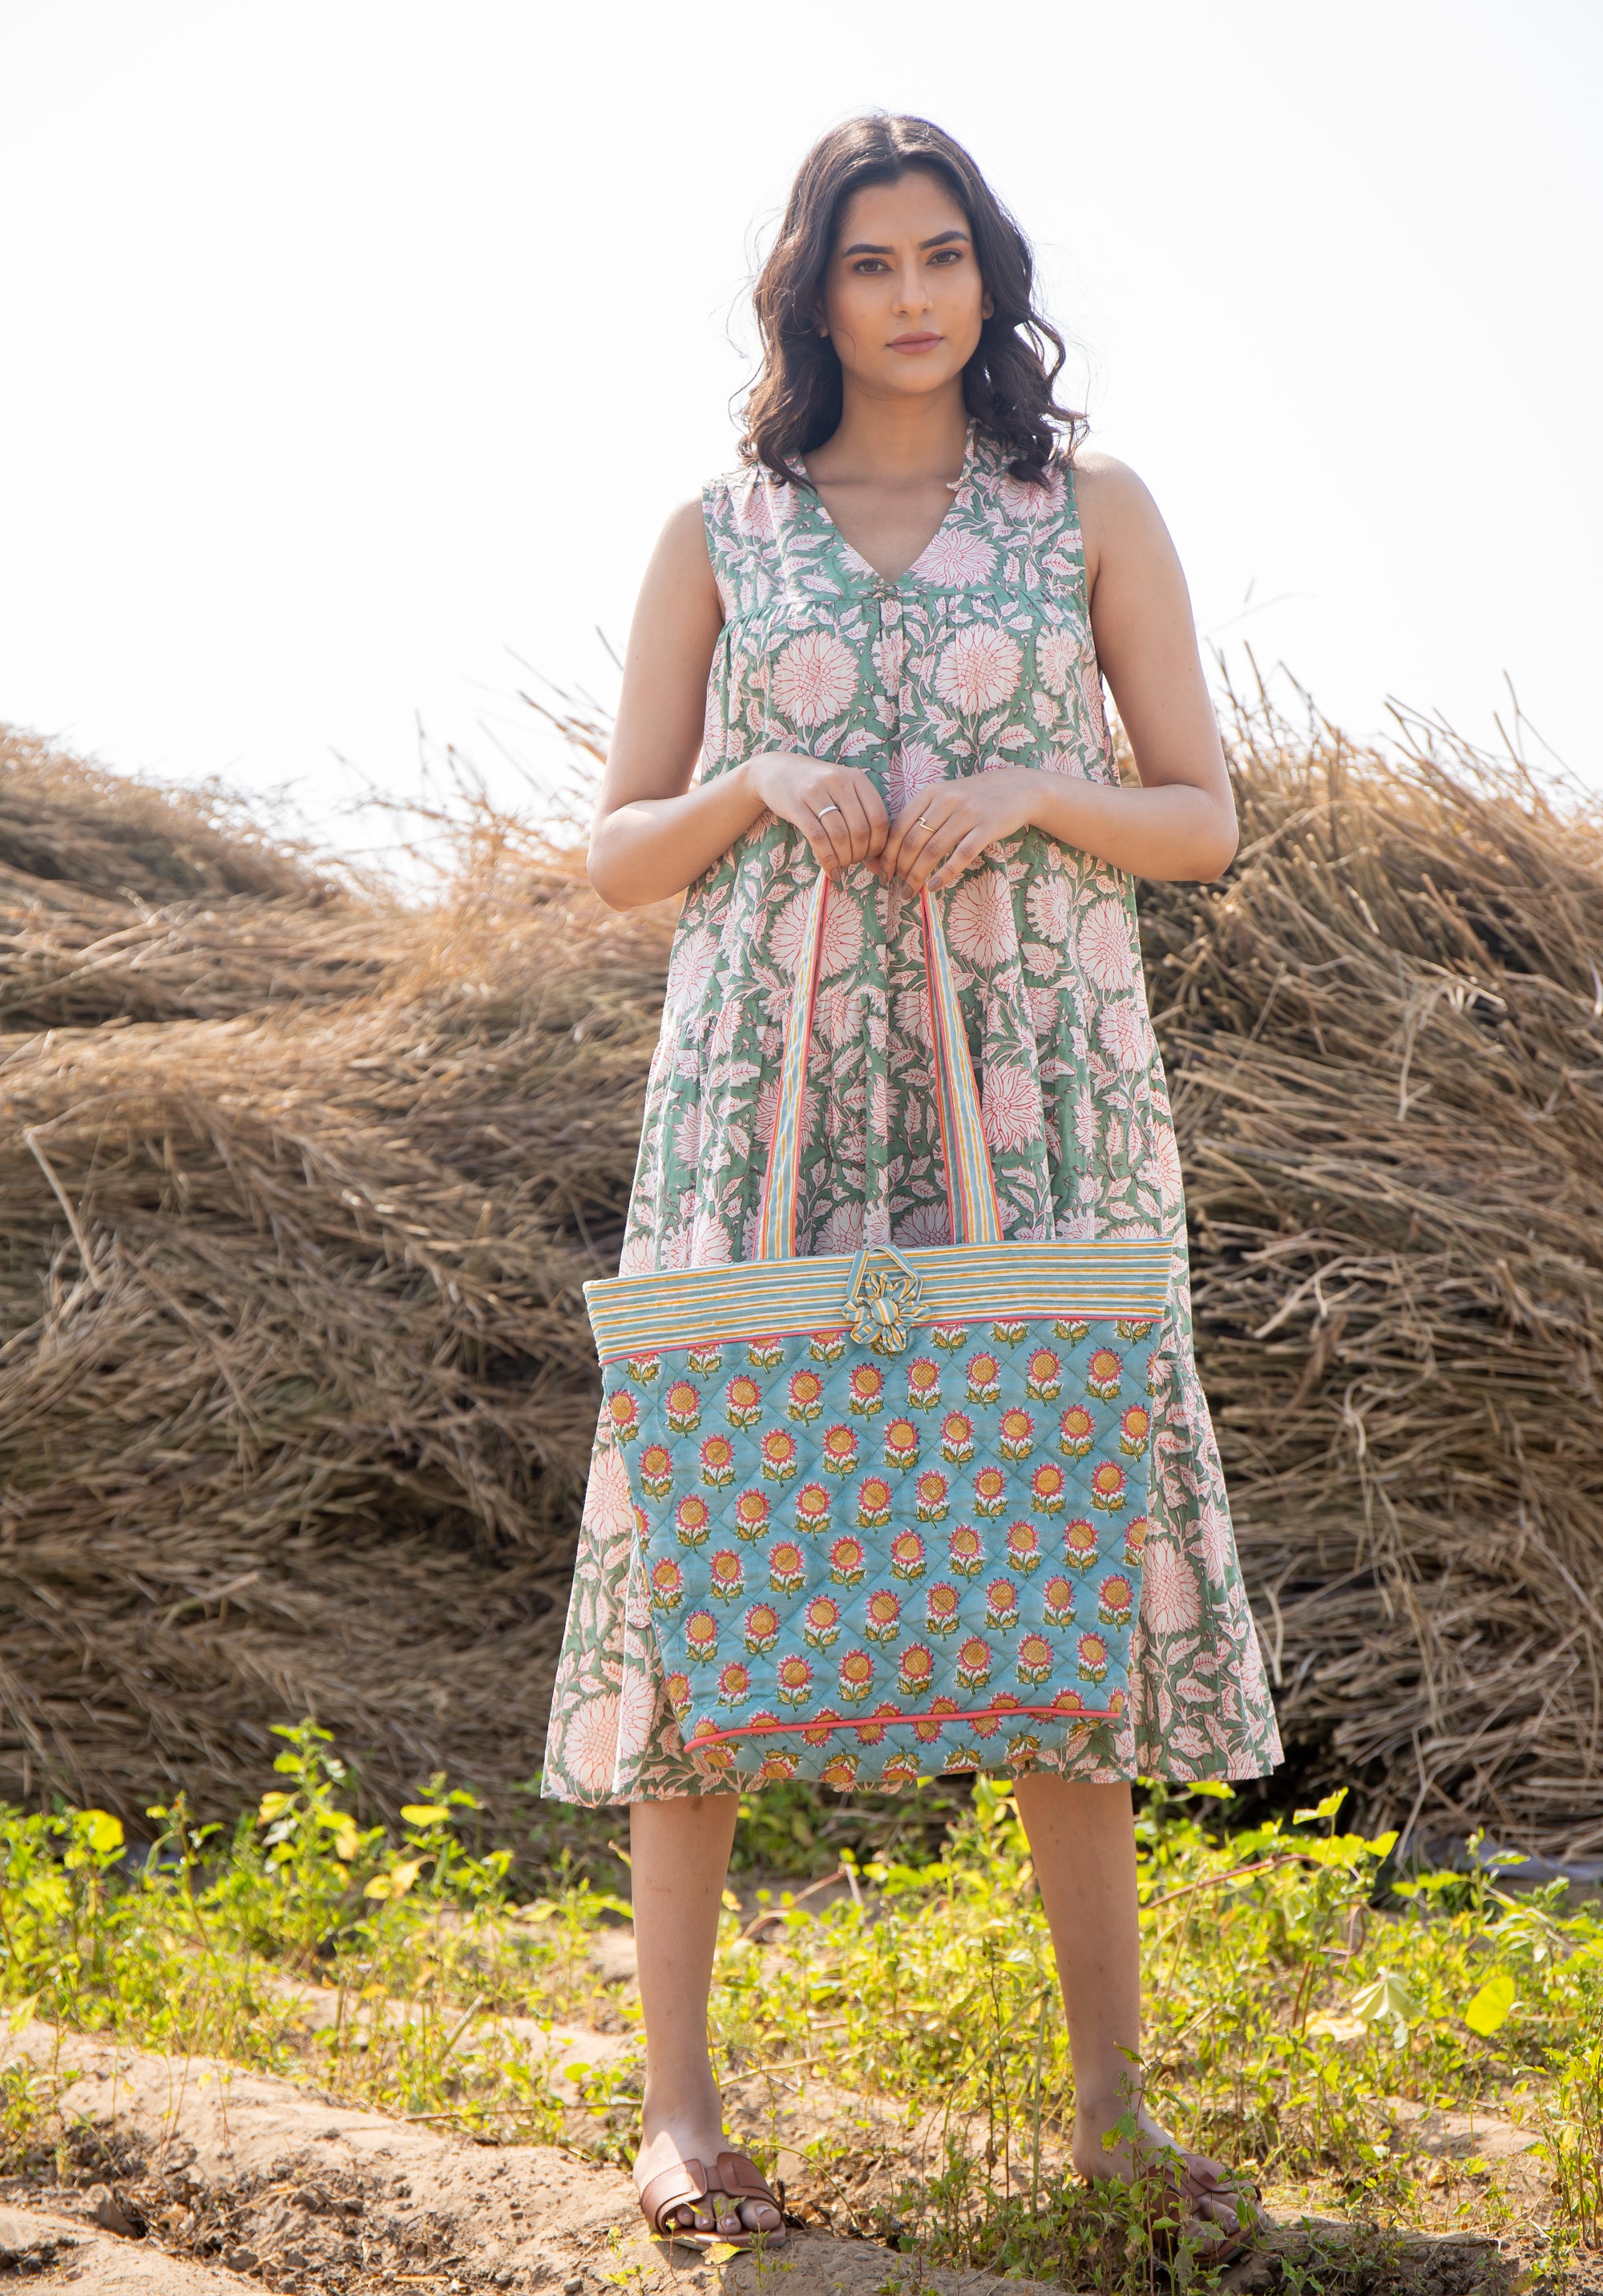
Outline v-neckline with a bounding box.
[800,422,977,587]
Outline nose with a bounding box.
[890,256,931,318]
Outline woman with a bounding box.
[543,113,1282,2255]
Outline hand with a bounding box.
[882,769,1045,892]
[745,753,890,882]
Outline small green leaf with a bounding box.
[83,1810,124,1854]
[1464,1971,1516,2036]
[399,1804,451,1826]
[1351,1967,1417,2036]
[1294,1788,1349,1826]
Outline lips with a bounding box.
[890,332,942,353]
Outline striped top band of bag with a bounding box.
[586,1237,1173,1362]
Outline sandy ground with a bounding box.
[0,2005,1536,2296]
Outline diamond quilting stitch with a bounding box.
[608,1315,1150,1782]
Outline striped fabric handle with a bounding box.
[756,871,1001,1259]
[922,884,1003,1245]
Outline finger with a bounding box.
[929,829,988,890]
[854,774,891,858]
[884,801,937,882]
[804,803,854,876]
[805,831,841,880]
[896,805,959,889]
[830,782,878,866]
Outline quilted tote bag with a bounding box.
[583,871,1172,1788]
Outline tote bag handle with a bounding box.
[756,872,1003,1260]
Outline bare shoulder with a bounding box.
[636,494,722,625]
[1071,451,1164,535]
[1069,453,1177,591]
[655,494,717,572]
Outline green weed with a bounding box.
[0,1736,1595,2286]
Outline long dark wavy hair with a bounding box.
[741,115,1082,488]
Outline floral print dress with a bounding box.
[541,426,1282,1805]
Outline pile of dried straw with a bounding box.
[2,694,1601,1853]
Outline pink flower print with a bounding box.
[1141,1541,1201,1635]
[890,1529,927,1581]
[898,1641,937,1694]
[819,1201,867,1255]
[946,873,1016,966]
[667,926,718,1008]
[672,1105,702,1167]
[838,1647,875,1704]
[1077,901,1137,992]
[1026,984,1060,1036]
[1097,1000,1149,1071]
[894,1200,951,1247]
[1097,1573,1134,1628]
[1064,1516,1099,1572]
[803,1593,841,1650]
[560,1692,620,1795]
[924,1580,960,1636]
[820,897,864,979]
[766,886,817,975]
[887,739,946,815]
[982,1064,1044,1153]
[915,526,997,587]
[717,1660,751,1709]
[984,1577,1020,1632]
[955,1635,994,1693]
[1150,1128,1185,1209]
[1197,1499,1233,1584]
[1036,627,1080,696]
[776,1652,815,1707]
[1016,1632,1054,1688]
[1000,466,1064,521]
[1089,1460,1127,1514]
[863,1588,902,1644]
[689,1213,733,1268]
[1040,747,1088,778]
[872,628,905,690]
[769,630,858,727]
[935,624,1022,714]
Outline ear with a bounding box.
[981,289,995,321]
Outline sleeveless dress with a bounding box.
[541,426,1282,1805]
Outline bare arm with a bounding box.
[881,454,1238,890]
[587,500,890,911]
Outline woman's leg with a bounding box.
[629,1793,779,2237]
[1012,1774,1251,2237]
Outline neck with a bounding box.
[814,374,970,484]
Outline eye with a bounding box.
[851,256,890,274]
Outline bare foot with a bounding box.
[1072,2100,1260,2248]
[633,2084,781,2242]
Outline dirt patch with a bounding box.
[0,2023,1049,2296]
[0,2023,1535,2296]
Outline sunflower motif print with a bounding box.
[542,425,1282,1805]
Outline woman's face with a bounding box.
[820,167,991,402]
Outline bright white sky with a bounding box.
[2,0,1599,858]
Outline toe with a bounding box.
[739,2198,783,2235]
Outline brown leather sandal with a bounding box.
[637,2151,785,2250]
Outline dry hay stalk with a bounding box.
[3,695,1602,1854]
[1145,679,1603,1857]
[0,728,671,1826]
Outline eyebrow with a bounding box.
[838,228,971,256]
